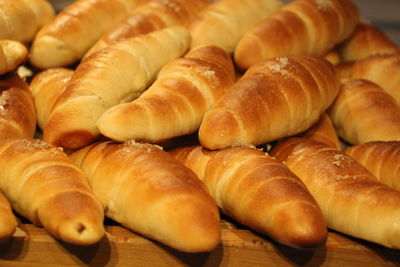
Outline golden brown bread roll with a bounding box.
[0,138,105,245]
[0,0,55,43]
[189,0,283,53]
[29,68,74,130]
[198,55,340,150]
[339,22,399,62]
[0,40,28,75]
[30,0,146,69]
[299,113,341,150]
[0,74,36,139]
[0,190,17,240]
[234,0,359,70]
[351,53,400,105]
[69,141,220,253]
[328,79,400,145]
[44,26,190,150]
[170,145,327,248]
[270,137,400,249]
[97,45,235,143]
[343,141,400,191]
[86,0,208,57]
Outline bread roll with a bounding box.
[86,0,208,57]
[339,22,399,62]
[0,138,105,245]
[199,55,340,150]
[270,137,400,249]
[189,0,283,53]
[69,141,220,253]
[0,74,36,139]
[343,141,400,191]
[328,79,400,145]
[299,113,341,150]
[44,26,190,150]
[97,45,235,143]
[30,0,146,69]
[0,40,28,75]
[29,68,74,130]
[351,53,400,106]
[0,190,17,240]
[0,0,55,43]
[234,0,359,70]
[170,145,327,248]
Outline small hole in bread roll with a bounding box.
[75,223,86,235]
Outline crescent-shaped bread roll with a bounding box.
[270,137,400,249]
[29,68,74,130]
[0,40,28,75]
[69,141,220,253]
[170,145,327,248]
[0,190,17,240]
[351,53,400,105]
[234,0,359,70]
[198,55,340,150]
[97,45,235,143]
[30,0,146,69]
[44,26,190,150]
[0,0,55,43]
[343,141,400,191]
[189,0,283,53]
[0,74,36,139]
[0,138,105,245]
[328,79,400,145]
[299,113,341,150]
[339,22,399,62]
[86,0,208,57]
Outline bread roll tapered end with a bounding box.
[30,35,77,70]
[0,192,18,241]
[270,201,327,248]
[38,191,105,245]
[0,40,28,75]
[140,195,221,252]
[0,215,17,241]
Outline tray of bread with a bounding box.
[1,0,400,266]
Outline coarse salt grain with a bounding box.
[268,57,290,76]
[20,139,53,151]
[162,0,181,13]
[0,92,9,111]
[121,140,163,153]
[316,0,331,11]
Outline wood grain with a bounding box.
[1,221,399,266]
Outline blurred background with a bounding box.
[49,0,400,46]
[351,0,399,46]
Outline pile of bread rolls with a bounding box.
[1,0,400,255]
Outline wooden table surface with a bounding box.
[1,221,400,267]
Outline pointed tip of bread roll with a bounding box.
[0,209,18,241]
[97,102,148,142]
[30,35,78,69]
[0,40,28,75]
[199,108,242,150]
[38,191,105,245]
[56,218,105,246]
[270,203,327,248]
[146,196,221,253]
